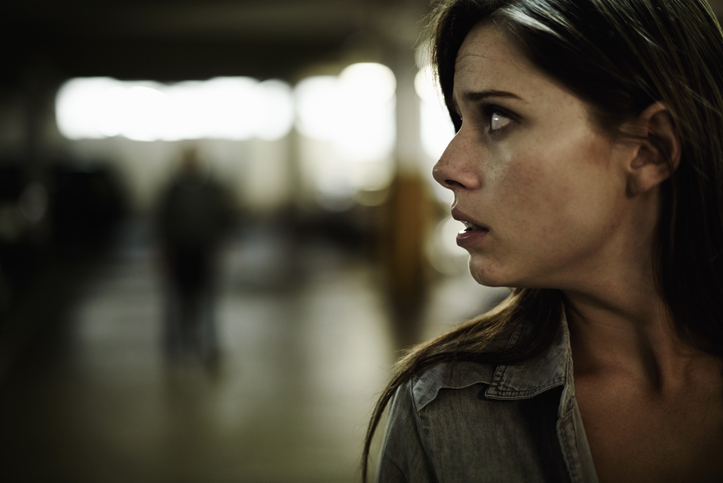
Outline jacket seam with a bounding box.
[414,362,495,411]
[491,376,566,398]
[558,410,580,482]
[411,378,440,483]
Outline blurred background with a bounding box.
[3,1,720,482]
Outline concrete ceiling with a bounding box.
[2,0,722,87]
[0,0,429,86]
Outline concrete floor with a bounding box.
[0,218,507,483]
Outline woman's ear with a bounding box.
[626,102,681,195]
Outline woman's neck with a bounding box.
[564,278,710,393]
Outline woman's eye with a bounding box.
[490,112,511,132]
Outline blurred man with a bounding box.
[157,147,232,373]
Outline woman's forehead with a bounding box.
[453,22,542,99]
[454,21,588,107]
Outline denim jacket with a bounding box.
[376,314,598,482]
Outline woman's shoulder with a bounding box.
[404,320,525,411]
[378,360,500,480]
[402,314,571,413]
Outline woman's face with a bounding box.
[433,21,635,290]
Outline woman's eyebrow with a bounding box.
[460,90,524,103]
[451,90,523,116]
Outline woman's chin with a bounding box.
[468,261,510,288]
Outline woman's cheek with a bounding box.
[496,155,561,214]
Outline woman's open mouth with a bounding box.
[461,221,487,232]
[456,221,490,248]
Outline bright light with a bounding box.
[256,80,294,141]
[56,77,121,140]
[294,63,397,206]
[124,86,170,142]
[294,76,340,140]
[336,63,396,162]
[162,81,201,141]
[339,62,396,102]
[295,63,396,163]
[414,64,437,102]
[415,65,455,160]
[56,77,294,141]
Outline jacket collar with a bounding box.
[484,310,572,400]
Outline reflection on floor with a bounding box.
[0,218,507,483]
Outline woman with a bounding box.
[363,0,723,481]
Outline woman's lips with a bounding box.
[456,222,490,248]
[451,209,490,248]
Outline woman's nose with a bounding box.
[432,134,481,191]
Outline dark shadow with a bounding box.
[155,148,233,375]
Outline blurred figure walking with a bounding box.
[156,147,232,373]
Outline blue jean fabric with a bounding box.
[376,314,598,482]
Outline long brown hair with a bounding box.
[362,0,723,480]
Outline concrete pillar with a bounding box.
[375,0,435,344]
